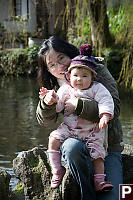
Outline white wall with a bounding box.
[0,0,12,23]
[28,0,37,33]
[0,0,37,34]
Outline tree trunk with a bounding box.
[48,0,67,39]
[88,0,113,50]
[36,0,67,39]
[36,0,49,37]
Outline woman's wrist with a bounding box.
[73,98,83,116]
[73,97,99,122]
[40,99,56,110]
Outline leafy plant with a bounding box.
[67,17,91,47]
[107,7,129,37]
[26,45,39,64]
[3,15,30,47]
[0,45,39,76]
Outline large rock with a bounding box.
[0,168,11,200]
[13,147,61,200]
[122,143,133,183]
[12,144,133,200]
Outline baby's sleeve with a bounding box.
[94,83,114,119]
[56,84,69,113]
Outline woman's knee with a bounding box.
[61,138,88,160]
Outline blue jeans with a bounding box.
[61,137,123,200]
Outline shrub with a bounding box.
[107,7,128,36]
[0,45,39,76]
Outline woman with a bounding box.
[36,36,123,200]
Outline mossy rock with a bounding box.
[0,169,11,200]
[12,144,133,200]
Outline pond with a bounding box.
[0,77,133,190]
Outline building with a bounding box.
[0,0,66,48]
[1,0,37,34]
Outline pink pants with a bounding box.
[50,122,106,160]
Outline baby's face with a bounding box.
[70,67,93,90]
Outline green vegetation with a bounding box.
[28,156,39,168]
[107,7,128,36]
[115,5,133,90]
[0,45,39,76]
[67,17,91,47]
[14,184,24,195]
[68,5,129,47]
[0,1,133,91]
[67,3,133,90]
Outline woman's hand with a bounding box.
[39,87,58,105]
[65,97,78,116]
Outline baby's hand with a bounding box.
[39,87,58,105]
[39,87,48,100]
[99,114,110,130]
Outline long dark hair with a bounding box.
[37,35,79,89]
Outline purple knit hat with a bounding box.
[68,44,97,75]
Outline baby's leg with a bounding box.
[48,136,66,188]
[93,157,104,174]
[48,136,62,173]
[93,158,113,192]
[48,135,61,151]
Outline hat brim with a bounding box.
[68,64,97,75]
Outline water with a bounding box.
[120,99,133,145]
[0,77,52,190]
[0,77,133,190]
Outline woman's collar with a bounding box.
[57,79,66,86]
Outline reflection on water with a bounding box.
[0,77,133,189]
[120,99,133,145]
[0,77,54,189]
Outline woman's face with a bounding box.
[45,49,71,79]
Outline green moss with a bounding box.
[14,184,24,195]
[33,165,41,174]
[27,157,43,175]
[27,156,39,168]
